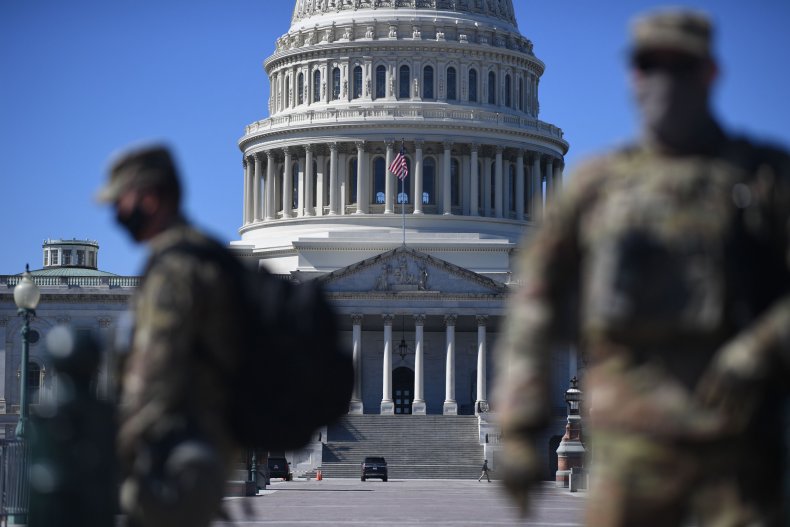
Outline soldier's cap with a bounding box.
[96,143,181,203]
[630,9,714,61]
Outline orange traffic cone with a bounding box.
[316,470,323,481]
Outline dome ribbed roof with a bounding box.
[291,0,517,28]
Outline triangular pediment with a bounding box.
[318,246,507,296]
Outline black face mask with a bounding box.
[634,68,712,151]
[115,202,150,241]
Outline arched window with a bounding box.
[313,69,321,102]
[332,67,341,100]
[28,362,41,405]
[297,72,304,105]
[446,67,457,100]
[284,76,290,108]
[348,158,358,205]
[399,65,410,99]
[469,69,478,102]
[488,71,496,105]
[451,159,461,207]
[375,65,386,99]
[423,158,436,205]
[505,74,511,108]
[373,157,386,204]
[423,65,434,99]
[353,66,363,99]
[292,162,300,209]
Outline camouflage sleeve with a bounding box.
[495,159,601,435]
[117,252,204,461]
[698,148,790,417]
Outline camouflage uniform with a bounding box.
[495,10,790,527]
[118,221,243,527]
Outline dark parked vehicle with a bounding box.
[268,456,292,481]
[361,456,388,482]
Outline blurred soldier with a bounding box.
[495,9,790,526]
[97,144,242,527]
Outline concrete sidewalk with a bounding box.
[215,479,585,526]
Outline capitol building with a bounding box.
[0,0,578,480]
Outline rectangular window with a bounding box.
[51,250,59,265]
[89,251,96,268]
[77,250,86,266]
[63,250,71,266]
[44,250,49,267]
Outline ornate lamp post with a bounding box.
[13,264,40,439]
[555,376,585,488]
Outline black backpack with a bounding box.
[147,239,353,451]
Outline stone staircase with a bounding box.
[317,415,483,479]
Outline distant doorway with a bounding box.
[393,367,414,415]
[548,435,562,481]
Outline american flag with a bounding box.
[389,145,408,180]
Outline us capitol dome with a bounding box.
[234,0,568,281]
[229,0,575,479]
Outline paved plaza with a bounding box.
[216,479,585,526]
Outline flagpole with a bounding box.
[401,139,406,247]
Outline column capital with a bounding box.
[304,144,315,154]
[265,149,276,161]
[444,314,457,326]
[443,140,454,151]
[242,156,249,168]
[253,151,265,162]
[382,314,395,324]
[470,143,480,153]
[385,139,396,149]
[355,140,367,152]
[495,145,505,155]
[476,315,489,327]
[414,139,425,149]
[329,142,339,152]
[282,146,293,157]
[351,313,364,325]
[414,314,426,325]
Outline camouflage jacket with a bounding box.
[496,135,790,439]
[118,221,242,467]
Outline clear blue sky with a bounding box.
[2,1,788,276]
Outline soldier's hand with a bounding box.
[500,436,542,517]
[696,334,768,432]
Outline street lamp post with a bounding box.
[13,264,40,439]
[555,376,585,489]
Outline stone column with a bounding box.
[442,141,453,215]
[265,151,276,220]
[305,145,314,216]
[483,155,492,217]
[355,141,366,214]
[412,314,426,415]
[381,314,395,414]
[532,154,543,222]
[475,315,488,414]
[329,143,339,215]
[414,140,424,214]
[252,153,263,222]
[470,144,479,216]
[554,160,563,195]
[243,157,251,225]
[443,314,458,415]
[516,150,525,221]
[545,157,555,205]
[385,140,395,214]
[494,146,504,218]
[349,314,364,415]
[282,147,293,218]
[316,153,326,216]
[297,154,306,217]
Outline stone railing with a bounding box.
[0,275,140,289]
[245,106,564,141]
